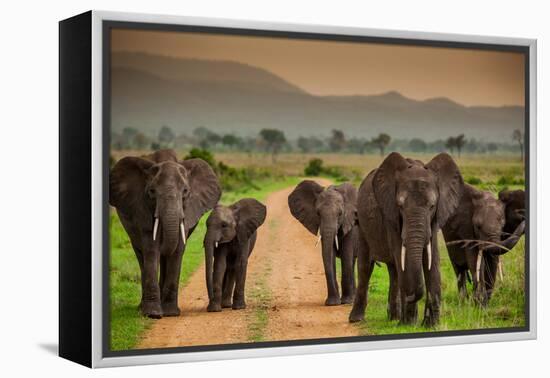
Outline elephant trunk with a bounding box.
[204,230,217,301]
[320,221,339,301]
[156,196,184,255]
[402,209,427,301]
[486,220,526,256]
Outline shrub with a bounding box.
[304,158,324,176]
[465,176,482,185]
[184,148,216,168]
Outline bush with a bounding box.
[184,148,216,168]
[304,158,324,176]
[465,176,482,185]
[497,175,525,186]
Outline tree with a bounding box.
[133,132,149,149]
[487,143,498,154]
[329,129,346,152]
[193,126,221,149]
[121,127,138,149]
[409,138,427,153]
[158,125,175,145]
[455,134,465,157]
[297,136,312,153]
[512,129,524,161]
[371,133,391,156]
[221,134,242,150]
[259,128,286,163]
[445,136,456,154]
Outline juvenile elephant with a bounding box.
[443,186,525,305]
[203,198,267,312]
[288,181,357,306]
[350,153,464,326]
[110,149,221,318]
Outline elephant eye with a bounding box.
[221,221,229,228]
[182,187,189,197]
[148,188,156,198]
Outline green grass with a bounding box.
[110,176,300,351]
[355,234,525,335]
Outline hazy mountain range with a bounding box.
[111,52,524,142]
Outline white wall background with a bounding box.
[0,0,546,376]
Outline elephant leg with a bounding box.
[160,247,184,316]
[451,260,468,301]
[387,263,401,320]
[222,266,235,308]
[421,236,441,327]
[457,269,468,300]
[207,247,227,312]
[349,236,374,323]
[340,233,356,304]
[133,247,145,311]
[232,249,249,310]
[141,247,162,318]
[466,248,487,307]
[484,255,498,302]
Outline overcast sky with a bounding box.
[112,28,525,107]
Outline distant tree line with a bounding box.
[112,124,523,157]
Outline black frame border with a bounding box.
[101,19,531,359]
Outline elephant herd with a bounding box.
[110,149,525,329]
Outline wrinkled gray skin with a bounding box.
[110,150,221,318]
[350,153,464,326]
[203,199,267,312]
[443,186,525,305]
[288,181,358,306]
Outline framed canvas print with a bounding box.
[59,10,537,368]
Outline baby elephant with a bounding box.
[203,198,267,312]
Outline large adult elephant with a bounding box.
[288,181,357,305]
[203,198,267,312]
[349,153,464,326]
[110,149,221,318]
[443,186,525,305]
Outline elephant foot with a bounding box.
[141,300,162,319]
[207,302,222,312]
[232,300,246,310]
[349,309,365,323]
[161,303,181,317]
[222,299,233,308]
[341,296,354,305]
[325,297,341,306]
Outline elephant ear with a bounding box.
[426,152,464,228]
[288,180,324,235]
[109,156,155,211]
[179,158,222,229]
[373,152,408,231]
[333,182,358,235]
[232,198,267,242]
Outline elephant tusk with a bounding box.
[427,241,432,271]
[315,229,321,247]
[215,241,218,249]
[498,257,504,281]
[476,249,483,282]
[153,218,159,241]
[334,235,339,250]
[180,222,186,244]
[401,244,406,271]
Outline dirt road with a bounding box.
[138,178,360,349]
